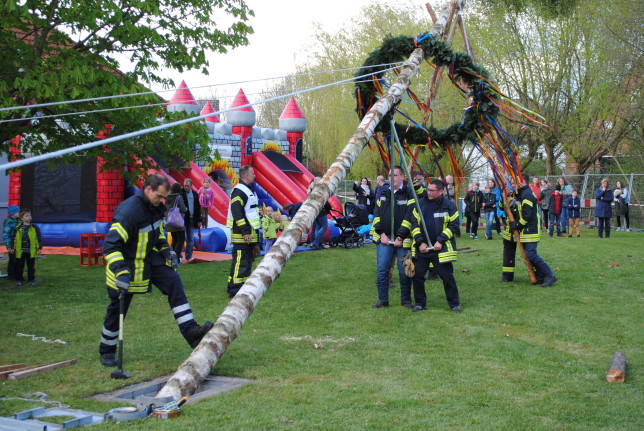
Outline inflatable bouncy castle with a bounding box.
[6,81,342,251]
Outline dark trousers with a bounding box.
[597,217,611,238]
[15,253,36,282]
[228,242,255,297]
[7,252,16,279]
[466,212,479,235]
[99,265,197,354]
[412,253,460,309]
[502,239,516,281]
[170,230,186,259]
[502,240,553,283]
[542,209,550,228]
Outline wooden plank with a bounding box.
[0,364,26,372]
[458,248,481,254]
[0,364,45,380]
[8,359,77,380]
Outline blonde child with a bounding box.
[198,177,215,228]
[261,208,280,252]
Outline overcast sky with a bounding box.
[145,0,393,105]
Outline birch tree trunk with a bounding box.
[155,49,425,401]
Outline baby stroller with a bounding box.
[331,202,370,249]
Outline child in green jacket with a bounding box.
[10,209,42,286]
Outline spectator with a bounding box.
[530,176,542,221]
[443,175,460,238]
[557,177,573,234]
[565,189,581,238]
[594,178,613,238]
[547,185,564,237]
[180,178,200,262]
[353,177,375,213]
[614,180,630,231]
[261,207,280,252]
[482,186,496,240]
[539,179,551,229]
[488,179,505,235]
[10,209,42,286]
[165,183,187,261]
[374,175,389,200]
[198,177,215,229]
[464,182,483,240]
[3,205,21,279]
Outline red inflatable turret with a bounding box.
[227,89,256,167]
[279,97,307,161]
[167,80,200,115]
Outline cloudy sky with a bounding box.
[147,0,396,105]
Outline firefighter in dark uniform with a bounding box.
[226,165,260,298]
[99,174,213,367]
[409,179,462,312]
[501,173,557,287]
[371,166,416,309]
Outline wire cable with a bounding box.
[0,62,404,113]
[0,65,399,172]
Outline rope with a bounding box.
[0,392,69,409]
[0,65,399,173]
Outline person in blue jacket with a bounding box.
[565,189,582,238]
[594,178,613,238]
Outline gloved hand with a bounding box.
[115,272,131,291]
[162,248,180,270]
[509,221,520,232]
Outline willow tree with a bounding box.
[467,0,642,174]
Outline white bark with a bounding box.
[155,50,425,400]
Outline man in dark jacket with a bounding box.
[409,179,462,312]
[371,166,415,309]
[181,178,201,262]
[464,182,483,239]
[505,173,557,287]
[99,174,213,367]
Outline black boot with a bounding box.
[186,321,214,348]
[100,352,117,367]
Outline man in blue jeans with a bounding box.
[371,166,415,309]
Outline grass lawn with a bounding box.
[1,230,642,430]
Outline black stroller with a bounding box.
[330,202,370,249]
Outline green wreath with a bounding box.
[354,34,499,147]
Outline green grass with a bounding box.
[1,231,643,430]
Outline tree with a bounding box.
[467,0,643,174]
[1,0,254,175]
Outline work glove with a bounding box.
[509,221,520,232]
[401,250,415,278]
[161,248,180,270]
[115,272,131,291]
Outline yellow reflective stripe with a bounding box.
[412,227,421,236]
[110,223,128,242]
[448,212,459,221]
[401,220,411,229]
[236,219,247,226]
[373,217,381,224]
[231,232,258,243]
[503,267,515,272]
[231,196,243,205]
[522,199,534,207]
[134,232,148,284]
[442,229,454,239]
[406,199,414,205]
[402,238,413,248]
[232,250,242,282]
[105,251,123,264]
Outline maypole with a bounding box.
[155,48,427,402]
